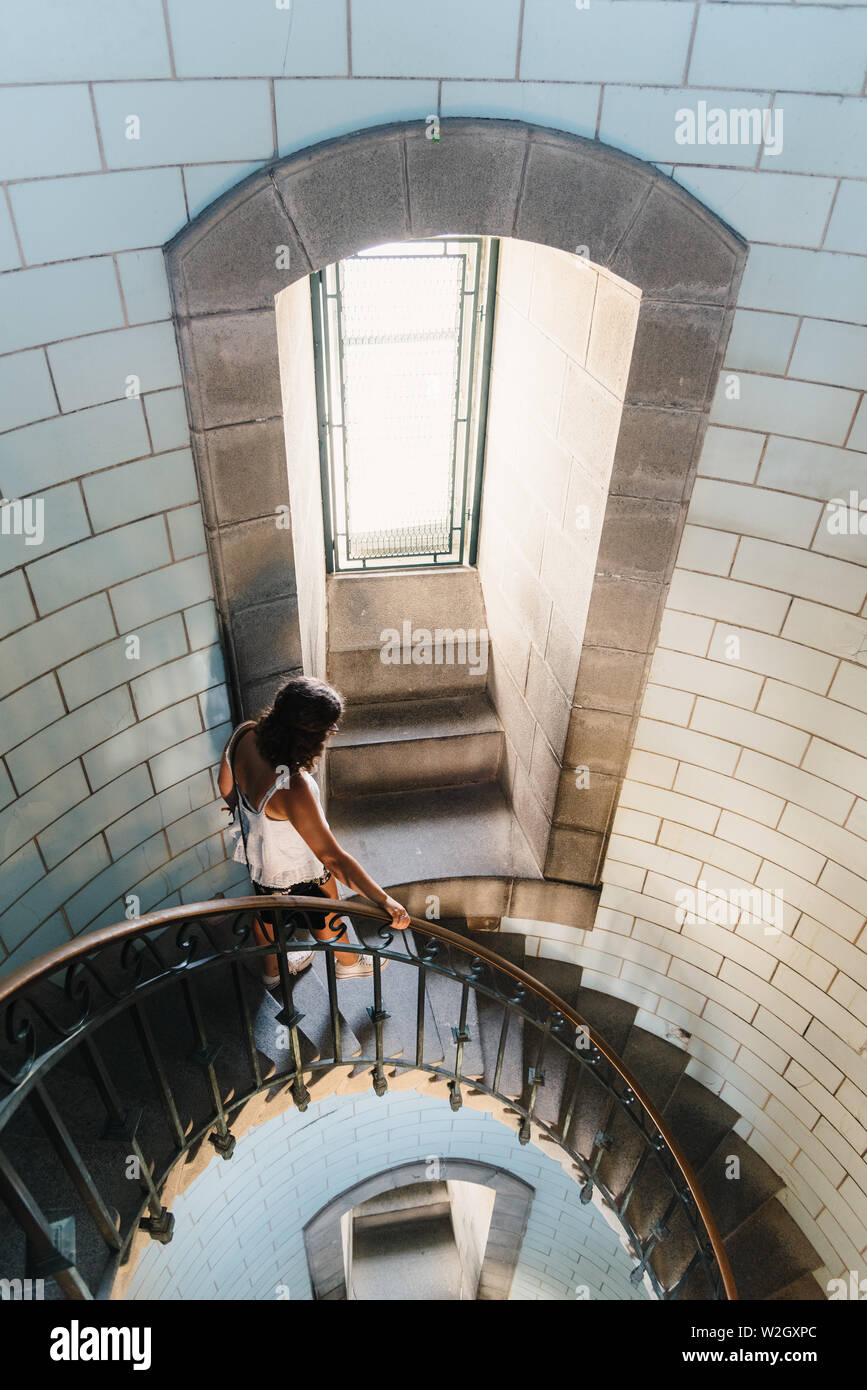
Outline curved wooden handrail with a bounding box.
[0,894,738,1299]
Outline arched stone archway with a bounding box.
[302,1157,534,1300]
[164,118,747,883]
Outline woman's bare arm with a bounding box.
[278,776,410,929]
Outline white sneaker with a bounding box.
[335,953,389,980]
[263,949,314,987]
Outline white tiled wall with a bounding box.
[124,1091,649,1302]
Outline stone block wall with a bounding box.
[276,280,327,687]
[479,238,640,872]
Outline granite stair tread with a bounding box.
[330,692,501,747]
[695,1132,783,1238]
[327,781,541,887]
[597,1030,690,1198]
[725,1198,826,1301]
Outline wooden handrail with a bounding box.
[0,894,738,1299]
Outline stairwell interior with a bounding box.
[259,230,825,1299]
[279,235,641,931]
[0,219,830,1303]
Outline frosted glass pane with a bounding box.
[338,253,463,558]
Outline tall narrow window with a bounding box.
[311,237,498,571]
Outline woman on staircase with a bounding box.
[218,675,410,987]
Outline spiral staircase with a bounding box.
[0,895,826,1302]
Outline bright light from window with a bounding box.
[312,238,494,570]
[340,252,462,549]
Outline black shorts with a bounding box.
[251,871,346,942]
[252,869,332,897]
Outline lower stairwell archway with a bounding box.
[304,1158,532,1301]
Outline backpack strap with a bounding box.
[227,721,256,779]
[226,722,257,875]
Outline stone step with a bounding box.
[563,986,637,1163]
[661,1074,740,1173]
[650,1203,714,1296]
[517,955,584,1128]
[16,1059,158,1284]
[420,944,486,1082]
[353,1180,452,1230]
[330,647,487,704]
[326,568,490,705]
[327,693,503,798]
[670,1258,722,1302]
[766,1272,827,1300]
[353,1179,449,1221]
[349,1212,464,1300]
[355,1200,453,1231]
[725,1198,826,1301]
[327,782,541,890]
[625,1087,740,1294]
[695,1132,783,1239]
[597,1030,691,1199]
[481,931,529,967]
[573,985,637,1058]
[649,1129,786,1295]
[257,957,363,1067]
[0,1118,121,1301]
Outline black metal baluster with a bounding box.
[82,1038,174,1244]
[519,1012,553,1144]
[448,979,471,1112]
[0,1146,91,1300]
[579,1131,614,1204]
[629,1218,670,1287]
[323,937,342,1066]
[180,977,235,1159]
[580,1082,632,1200]
[272,912,310,1111]
[618,1125,664,1220]
[492,1002,512,1095]
[29,1082,122,1253]
[415,961,426,1068]
[130,1000,186,1151]
[618,1148,649,1220]
[559,1044,599,1145]
[229,958,263,1090]
[369,951,390,1097]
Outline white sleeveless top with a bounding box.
[227,724,327,889]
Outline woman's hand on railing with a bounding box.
[381,895,411,930]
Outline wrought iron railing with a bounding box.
[0,897,737,1301]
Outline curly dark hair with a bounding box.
[254,676,344,776]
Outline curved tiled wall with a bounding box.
[122,1090,650,1302]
